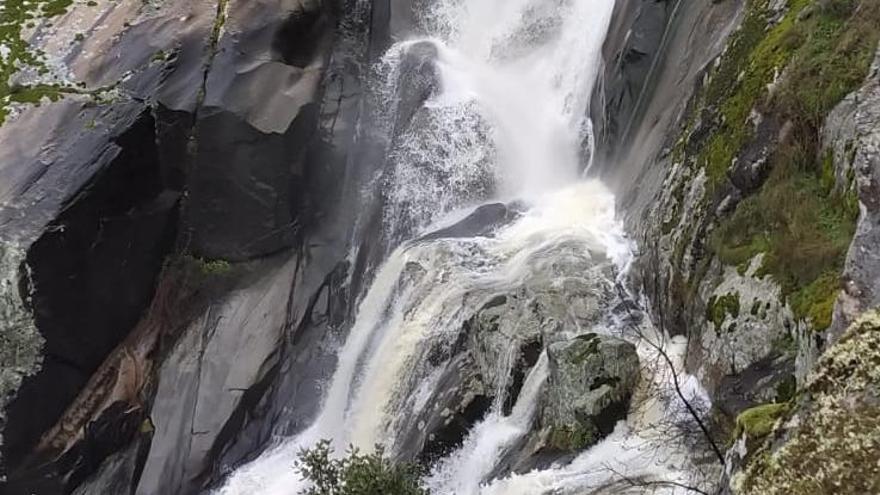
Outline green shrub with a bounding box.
[707,292,741,329]
[702,0,879,330]
[734,402,790,440]
[298,441,429,495]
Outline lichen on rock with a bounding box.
[540,333,640,452]
[0,242,41,462]
[736,310,880,494]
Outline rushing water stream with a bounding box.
[219,0,713,493]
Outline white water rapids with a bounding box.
[218,0,714,494]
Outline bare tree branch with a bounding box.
[614,272,726,467]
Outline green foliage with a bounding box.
[770,0,880,127]
[734,402,789,440]
[0,0,75,123]
[547,423,597,451]
[709,150,854,329]
[706,292,741,328]
[298,441,429,495]
[699,0,878,330]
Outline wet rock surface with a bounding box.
[824,48,880,341]
[0,0,398,492]
[392,239,632,474]
[540,334,639,450]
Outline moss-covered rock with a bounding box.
[641,0,880,405]
[540,334,640,453]
[707,292,741,329]
[735,310,880,494]
[733,402,789,441]
[0,243,41,459]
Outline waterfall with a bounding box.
[217,0,712,493]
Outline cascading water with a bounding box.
[218,0,715,494]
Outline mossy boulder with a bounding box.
[733,402,789,441]
[540,334,640,452]
[735,310,880,494]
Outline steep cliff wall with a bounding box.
[0,0,403,492]
[596,0,880,490]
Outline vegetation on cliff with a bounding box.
[298,441,429,495]
[736,310,880,494]
[0,0,78,123]
[675,0,879,330]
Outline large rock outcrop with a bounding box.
[823,48,880,340]
[595,0,880,492]
[540,334,639,452]
[596,0,879,436]
[729,310,880,495]
[0,0,413,492]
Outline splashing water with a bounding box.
[217,0,715,494]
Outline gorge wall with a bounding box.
[594,0,880,491]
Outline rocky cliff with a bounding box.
[0,0,398,492]
[594,0,880,490]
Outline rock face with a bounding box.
[591,0,677,162]
[0,0,408,492]
[823,48,880,340]
[730,310,880,495]
[540,334,639,451]
[595,0,880,492]
[718,43,880,495]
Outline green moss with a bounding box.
[750,299,762,316]
[547,423,597,451]
[699,0,878,331]
[8,83,73,103]
[771,331,797,355]
[182,255,235,280]
[774,374,797,403]
[740,311,880,495]
[195,258,231,276]
[694,0,812,191]
[706,292,741,328]
[0,0,77,123]
[790,271,839,329]
[570,333,600,364]
[734,402,789,440]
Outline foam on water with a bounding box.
[216,1,712,493]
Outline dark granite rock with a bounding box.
[392,40,441,137]
[2,111,179,480]
[0,0,389,492]
[418,203,521,242]
[591,0,676,164]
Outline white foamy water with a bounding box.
[217,0,714,494]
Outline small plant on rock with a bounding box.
[298,440,429,495]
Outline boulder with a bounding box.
[390,239,621,471]
[418,203,521,242]
[540,334,640,452]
